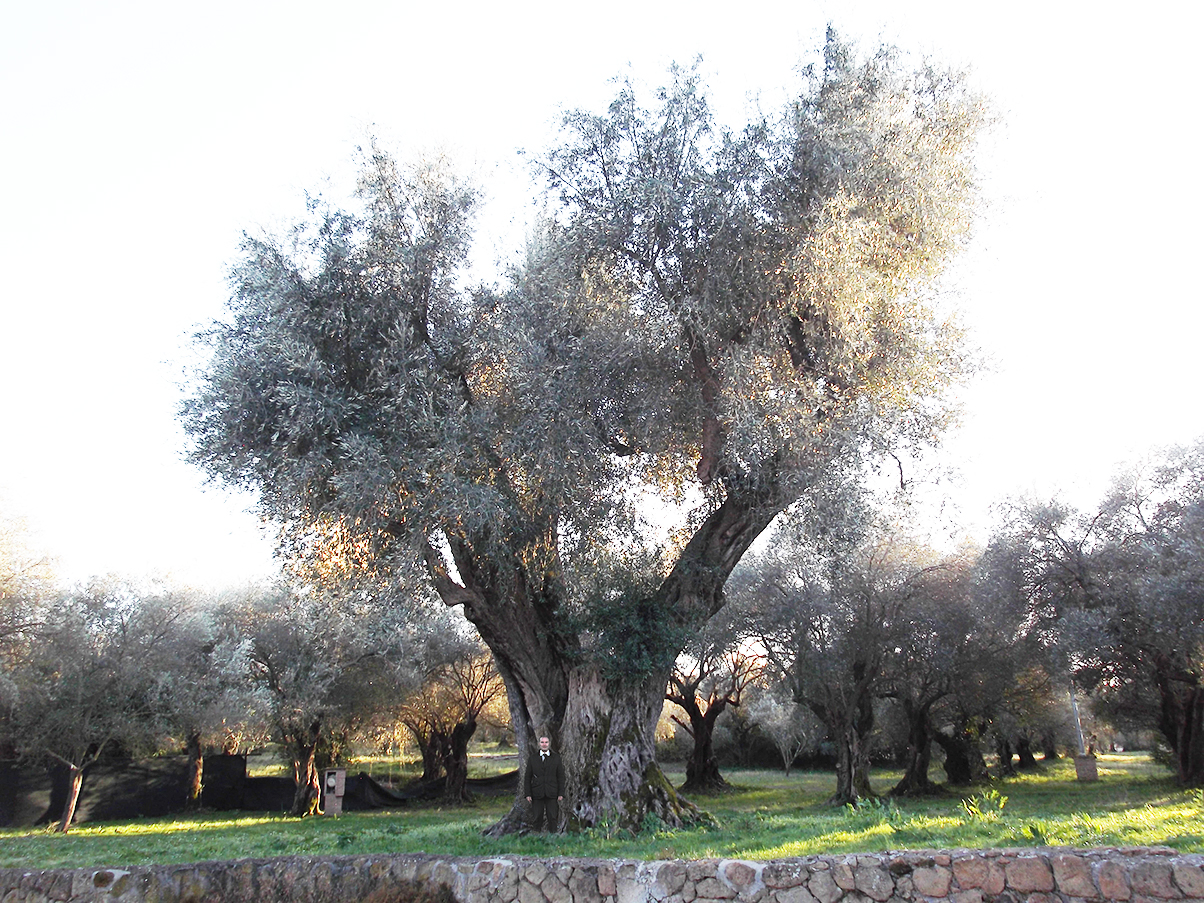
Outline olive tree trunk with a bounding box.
[185,731,203,811]
[287,720,322,817]
[429,490,780,834]
[55,765,86,834]
[561,666,698,831]
[891,702,939,797]
[1015,734,1039,770]
[934,726,990,786]
[1157,665,1204,787]
[441,718,476,802]
[831,717,875,805]
[679,704,728,794]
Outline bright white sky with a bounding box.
[1,0,1200,588]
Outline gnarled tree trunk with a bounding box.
[831,719,875,805]
[891,702,938,797]
[561,665,698,832]
[442,718,476,802]
[1015,734,1039,770]
[287,720,322,817]
[994,733,1017,776]
[431,488,781,834]
[934,726,990,786]
[679,706,728,794]
[668,687,731,794]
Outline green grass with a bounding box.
[2,753,1200,870]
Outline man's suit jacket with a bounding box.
[524,750,565,799]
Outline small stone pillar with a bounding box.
[1074,754,1099,781]
[323,768,347,814]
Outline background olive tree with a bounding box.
[996,440,1204,785]
[7,580,181,832]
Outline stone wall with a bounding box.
[3,848,1203,903]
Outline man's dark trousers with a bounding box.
[525,750,565,831]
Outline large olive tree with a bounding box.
[183,32,984,832]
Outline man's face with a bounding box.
[539,736,550,752]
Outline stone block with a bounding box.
[656,863,688,896]
[853,866,894,902]
[949,890,984,903]
[570,869,605,903]
[1173,864,1204,898]
[599,867,617,898]
[1005,856,1054,894]
[763,862,810,890]
[467,872,493,893]
[952,859,987,889]
[1051,854,1098,899]
[695,877,738,900]
[690,863,721,882]
[724,862,759,891]
[618,875,651,903]
[520,876,548,903]
[497,869,521,903]
[833,863,856,891]
[888,856,935,877]
[1097,861,1132,901]
[809,871,843,903]
[1130,862,1180,899]
[543,872,573,903]
[527,865,550,889]
[778,884,819,903]
[912,866,952,897]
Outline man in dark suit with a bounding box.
[524,735,565,832]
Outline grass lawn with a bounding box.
[1,752,1200,870]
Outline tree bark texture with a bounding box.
[416,733,441,783]
[994,734,1017,776]
[831,722,875,805]
[1015,735,1039,770]
[561,666,698,832]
